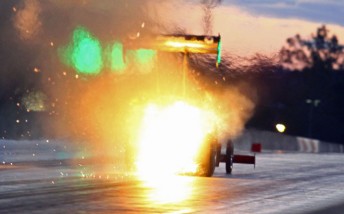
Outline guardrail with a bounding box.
[230,129,343,153]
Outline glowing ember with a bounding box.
[136,101,217,179]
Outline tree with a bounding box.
[280,25,344,72]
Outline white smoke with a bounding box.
[13,0,42,40]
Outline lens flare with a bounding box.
[59,27,103,75]
[59,26,157,75]
[110,42,127,72]
[136,101,217,179]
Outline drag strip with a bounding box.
[1,152,344,213]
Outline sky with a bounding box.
[152,0,344,55]
[0,0,343,97]
[1,0,344,61]
[222,0,344,25]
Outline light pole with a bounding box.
[305,99,321,138]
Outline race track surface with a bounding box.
[1,141,344,213]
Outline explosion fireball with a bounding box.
[59,26,254,183]
[136,101,218,179]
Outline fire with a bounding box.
[136,101,217,179]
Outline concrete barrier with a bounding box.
[228,129,343,153]
[0,139,75,163]
[297,137,320,153]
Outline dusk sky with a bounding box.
[155,0,344,55]
[2,0,344,57]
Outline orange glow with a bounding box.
[165,41,206,49]
[136,101,217,178]
[148,2,344,56]
[143,175,195,204]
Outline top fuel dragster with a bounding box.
[126,33,255,177]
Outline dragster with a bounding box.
[125,33,256,177]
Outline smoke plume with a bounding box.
[13,0,42,41]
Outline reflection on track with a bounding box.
[1,153,344,213]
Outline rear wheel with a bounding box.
[226,140,234,174]
[205,145,216,177]
[199,143,216,177]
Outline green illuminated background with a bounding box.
[59,27,157,75]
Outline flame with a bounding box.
[135,100,217,205]
[136,101,217,179]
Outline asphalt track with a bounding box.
[1,144,344,213]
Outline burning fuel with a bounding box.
[4,0,256,180]
[136,101,218,178]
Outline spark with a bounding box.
[33,67,40,73]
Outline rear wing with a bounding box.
[125,34,222,67]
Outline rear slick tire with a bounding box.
[205,147,216,177]
[200,144,216,177]
[226,140,234,174]
[225,155,233,174]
